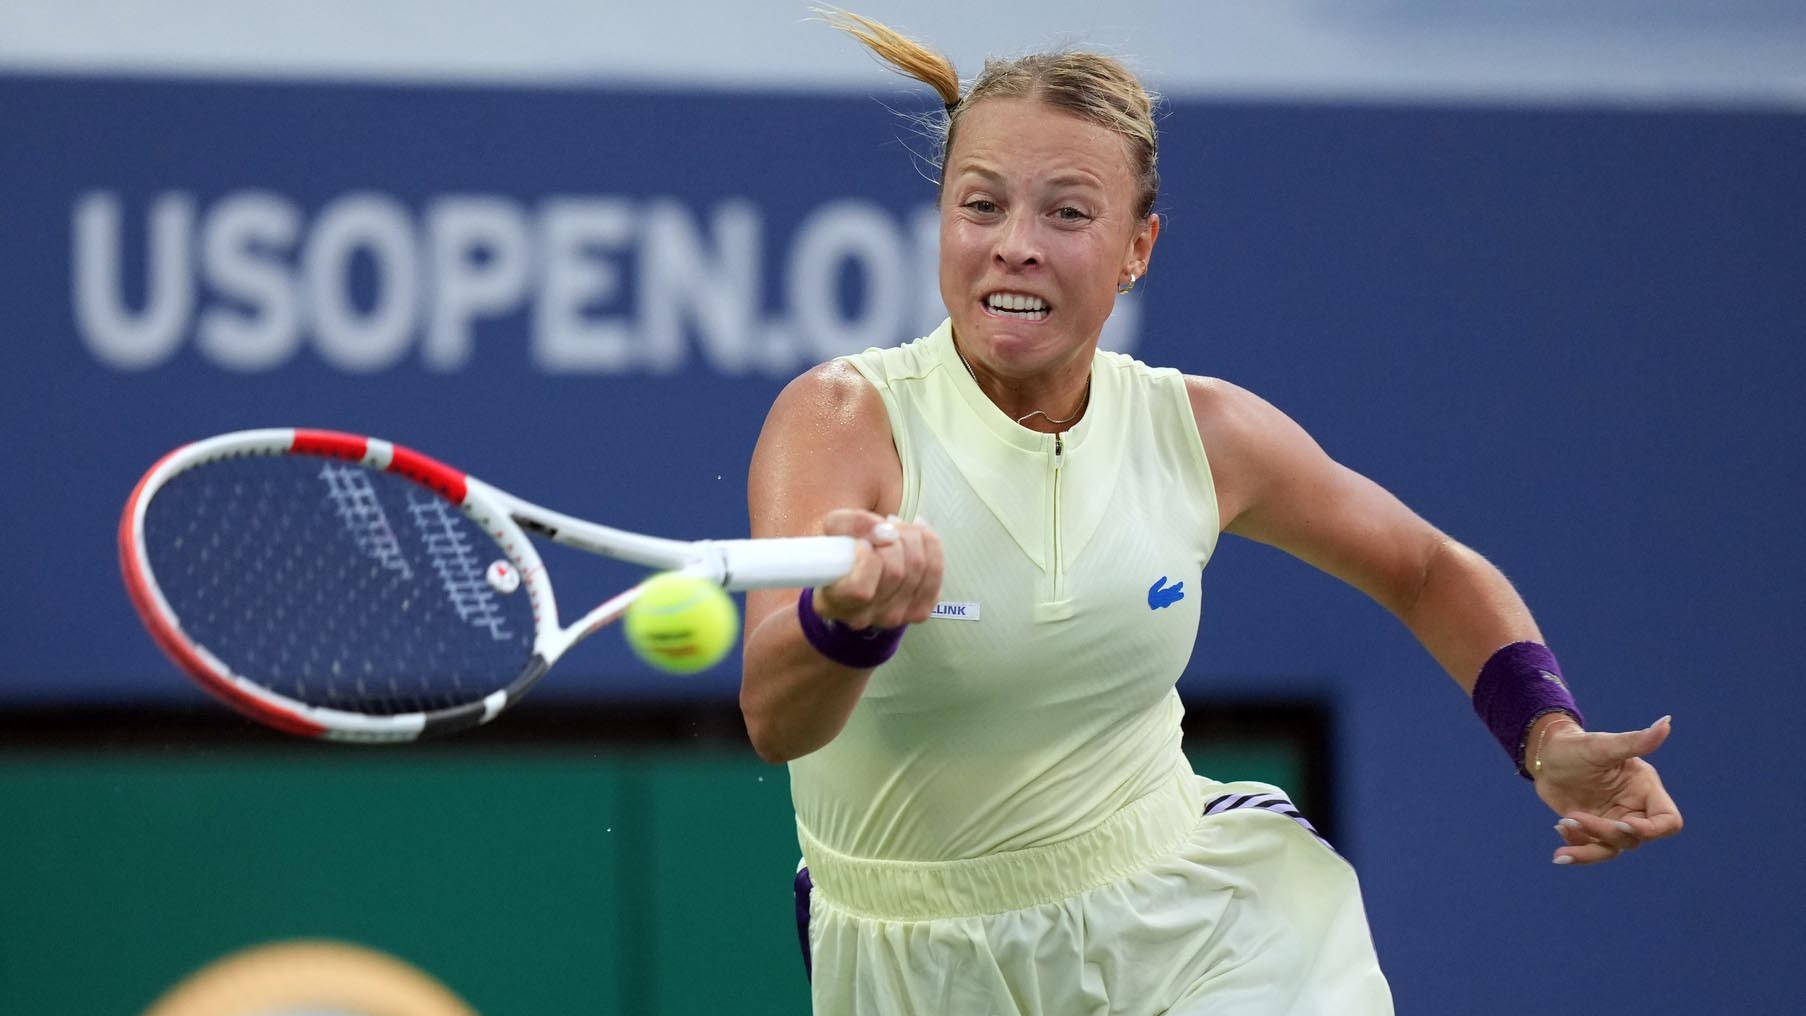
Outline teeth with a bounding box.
[986,292,1047,312]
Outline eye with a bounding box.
[964,198,1000,215]
[1054,206,1092,222]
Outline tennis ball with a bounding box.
[623,572,739,675]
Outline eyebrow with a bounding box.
[948,164,1107,191]
[1044,171,1106,191]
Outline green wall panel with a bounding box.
[641,757,810,1015]
[1,757,629,1013]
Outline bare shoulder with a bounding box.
[749,360,899,538]
[769,358,887,429]
[1182,375,1270,442]
[1182,375,1294,524]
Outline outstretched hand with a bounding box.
[1532,715,1682,866]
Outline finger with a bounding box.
[869,514,901,547]
[1589,716,1671,764]
[1553,816,1620,851]
[1563,811,1642,851]
[840,540,900,629]
[816,511,904,626]
[820,508,892,543]
[1554,842,1622,866]
[816,541,883,619]
[883,521,940,624]
[856,514,908,627]
[909,524,945,621]
[1623,813,1682,841]
[888,536,929,625]
[1623,765,1684,841]
[1553,818,1591,847]
[871,525,926,628]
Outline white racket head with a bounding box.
[119,429,564,742]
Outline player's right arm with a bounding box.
[740,361,943,764]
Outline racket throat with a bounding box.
[420,653,553,738]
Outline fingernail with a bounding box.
[1614,821,1634,834]
[1655,714,1672,727]
[1557,818,1581,830]
[1553,855,1574,866]
[871,522,899,544]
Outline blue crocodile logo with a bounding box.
[1147,576,1185,610]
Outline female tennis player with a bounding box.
[741,12,1682,1014]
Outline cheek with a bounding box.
[939,219,980,262]
[937,222,985,291]
[1055,239,1117,299]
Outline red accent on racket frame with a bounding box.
[387,443,468,504]
[290,429,469,505]
[118,449,328,738]
[291,429,369,461]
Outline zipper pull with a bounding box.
[1053,431,1063,465]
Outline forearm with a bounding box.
[1396,536,1544,695]
[739,597,874,764]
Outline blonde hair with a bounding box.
[821,9,1160,219]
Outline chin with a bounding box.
[972,328,1084,378]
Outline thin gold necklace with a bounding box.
[953,341,1092,427]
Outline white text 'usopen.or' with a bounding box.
[72,191,1142,376]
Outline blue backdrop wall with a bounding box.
[3,74,1801,1011]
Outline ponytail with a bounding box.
[818,8,961,111]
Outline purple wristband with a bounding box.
[1471,641,1585,779]
[797,587,906,669]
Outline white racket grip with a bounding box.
[709,536,859,591]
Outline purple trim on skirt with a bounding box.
[794,866,813,981]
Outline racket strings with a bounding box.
[143,456,536,716]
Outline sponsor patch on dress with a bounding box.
[929,601,981,621]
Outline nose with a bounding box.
[994,210,1041,269]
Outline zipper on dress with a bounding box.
[1050,432,1064,602]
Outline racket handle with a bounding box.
[709,536,859,591]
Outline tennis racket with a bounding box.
[119,428,857,742]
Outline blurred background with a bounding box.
[2,1,1801,1012]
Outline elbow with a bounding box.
[740,689,802,765]
[1392,532,1455,622]
[739,640,853,764]
[745,721,794,765]
[742,701,832,765]
[751,740,796,766]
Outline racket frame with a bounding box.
[119,428,855,742]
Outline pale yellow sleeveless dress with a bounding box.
[789,321,1392,1015]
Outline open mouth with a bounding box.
[982,291,1050,321]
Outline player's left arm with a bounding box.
[1190,376,1528,685]
[1187,376,1681,864]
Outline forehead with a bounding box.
[946,97,1135,192]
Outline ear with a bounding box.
[1124,212,1160,280]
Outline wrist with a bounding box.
[1527,710,1583,779]
[1471,641,1586,779]
[796,587,906,669]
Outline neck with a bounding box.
[952,336,1092,433]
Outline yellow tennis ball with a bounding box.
[623,572,739,675]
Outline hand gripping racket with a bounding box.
[118,428,856,742]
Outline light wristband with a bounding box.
[1471,641,1585,779]
[796,587,906,669]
